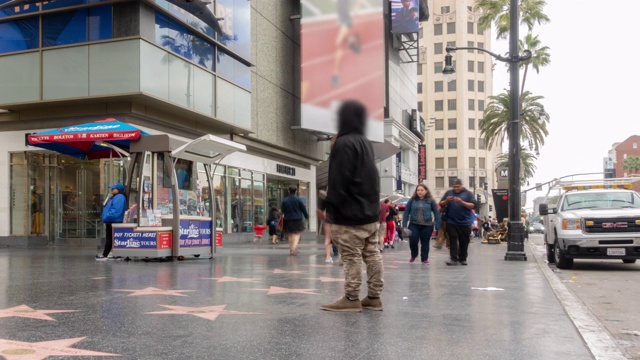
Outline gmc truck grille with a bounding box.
[583,218,640,233]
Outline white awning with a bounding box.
[171,134,246,164]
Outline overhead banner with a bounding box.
[418,144,426,183]
[396,152,402,191]
[390,0,419,34]
[301,0,384,142]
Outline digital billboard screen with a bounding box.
[390,0,419,34]
[301,0,384,142]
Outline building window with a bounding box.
[467,22,474,34]
[434,43,443,55]
[477,42,484,52]
[480,157,486,169]
[0,17,39,54]
[469,157,476,167]
[449,177,459,187]
[436,177,445,188]
[469,176,476,189]
[469,137,475,149]
[435,157,445,169]
[419,27,424,39]
[448,138,457,149]
[478,61,485,73]
[468,118,475,130]
[479,138,486,150]
[418,65,423,75]
[418,101,423,112]
[447,99,457,110]
[435,119,444,130]
[435,138,444,149]
[448,157,457,168]
[447,80,456,91]
[467,41,474,53]
[479,176,486,187]
[434,80,443,92]
[447,22,456,34]
[446,41,456,49]
[435,100,444,111]
[478,100,485,111]
[441,6,450,14]
[624,153,628,159]
[448,118,457,130]
[468,80,474,91]
[417,82,423,94]
[434,61,443,73]
[468,60,474,72]
[634,143,638,149]
[434,23,443,36]
[468,99,475,111]
[478,80,485,92]
[477,23,484,35]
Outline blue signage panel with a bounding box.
[113,227,158,249]
[179,219,212,247]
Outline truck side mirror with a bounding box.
[539,203,549,215]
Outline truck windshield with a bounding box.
[562,191,640,211]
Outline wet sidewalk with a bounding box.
[0,240,592,359]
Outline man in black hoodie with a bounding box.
[319,100,384,312]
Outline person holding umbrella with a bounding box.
[96,183,127,261]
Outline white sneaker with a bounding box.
[95,255,107,261]
[325,258,334,264]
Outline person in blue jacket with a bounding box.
[402,184,442,264]
[96,183,127,260]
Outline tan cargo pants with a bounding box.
[332,222,384,299]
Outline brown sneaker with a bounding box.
[361,297,383,311]
[321,296,362,312]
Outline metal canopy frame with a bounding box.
[397,34,419,63]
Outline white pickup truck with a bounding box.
[539,180,640,269]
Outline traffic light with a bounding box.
[483,182,488,191]
[476,194,481,203]
[489,205,493,212]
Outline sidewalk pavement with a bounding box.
[0,239,593,359]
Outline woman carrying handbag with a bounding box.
[401,184,442,264]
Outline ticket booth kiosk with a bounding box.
[112,134,246,260]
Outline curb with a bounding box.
[528,241,628,360]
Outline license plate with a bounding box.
[607,248,626,256]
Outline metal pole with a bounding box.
[505,0,527,261]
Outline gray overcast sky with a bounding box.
[490,0,640,209]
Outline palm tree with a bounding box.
[495,146,538,185]
[480,90,549,154]
[519,33,551,99]
[474,0,550,40]
[623,156,640,175]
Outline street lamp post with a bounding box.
[442,0,531,261]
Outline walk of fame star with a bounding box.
[112,287,195,297]
[0,305,78,321]
[147,304,260,321]
[201,276,262,283]
[250,286,320,295]
[0,337,119,359]
[304,277,345,283]
[272,269,307,274]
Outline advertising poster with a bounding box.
[390,0,419,34]
[113,227,159,249]
[492,189,509,223]
[179,219,212,247]
[418,144,426,183]
[301,0,384,142]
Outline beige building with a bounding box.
[418,0,500,216]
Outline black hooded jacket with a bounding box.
[323,101,380,226]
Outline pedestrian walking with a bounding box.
[439,179,477,266]
[253,223,267,243]
[281,186,309,255]
[378,200,389,252]
[319,100,383,312]
[96,183,127,261]
[402,184,441,264]
[383,199,397,249]
[267,207,281,244]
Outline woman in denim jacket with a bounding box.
[402,184,442,264]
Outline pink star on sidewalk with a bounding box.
[202,276,262,283]
[146,304,260,321]
[0,305,78,321]
[250,286,320,295]
[112,287,195,297]
[272,269,307,274]
[0,337,119,359]
[304,277,345,283]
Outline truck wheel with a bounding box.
[546,243,555,263]
[554,240,573,269]
[622,259,636,264]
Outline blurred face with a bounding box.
[453,184,463,193]
[111,188,119,195]
[402,0,411,9]
[416,186,427,198]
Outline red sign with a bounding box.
[418,144,426,182]
[158,232,172,249]
[215,232,223,247]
